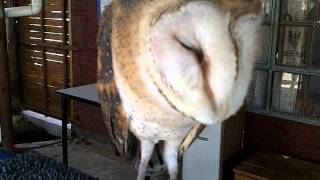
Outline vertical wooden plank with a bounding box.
[0,0,14,150]
[68,0,73,86]
[41,0,49,113]
[6,0,21,111]
[19,0,26,111]
[62,0,70,119]
[220,108,246,180]
[62,0,69,89]
[68,0,74,123]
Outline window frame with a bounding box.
[247,0,320,126]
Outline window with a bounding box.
[247,0,320,125]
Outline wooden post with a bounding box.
[7,0,21,111]
[0,1,14,151]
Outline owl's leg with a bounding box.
[137,140,155,180]
[163,140,180,180]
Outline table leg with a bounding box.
[61,95,68,166]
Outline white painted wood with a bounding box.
[23,110,71,138]
[182,124,222,180]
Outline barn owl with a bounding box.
[97,0,262,180]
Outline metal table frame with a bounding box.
[56,84,100,165]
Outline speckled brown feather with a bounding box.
[97,2,138,161]
[218,0,261,19]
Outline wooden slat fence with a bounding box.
[19,0,70,118]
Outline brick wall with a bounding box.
[71,0,107,135]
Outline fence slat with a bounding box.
[19,0,70,118]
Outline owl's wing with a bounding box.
[97,3,138,161]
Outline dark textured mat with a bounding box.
[0,151,15,160]
[0,151,98,180]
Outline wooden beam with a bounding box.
[7,0,21,111]
[0,1,14,151]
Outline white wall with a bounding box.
[183,124,222,180]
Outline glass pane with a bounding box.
[246,70,269,110]
[311,26,320,68]
[256,25,271,64]
[262,0,272,23]
[281,0,316,22]
[305,76,320,118]
[276,26,311,66]
[271,72,307,115]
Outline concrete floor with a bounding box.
[35,139,169,180]
[35,139,137,180]
[13,117,168,180]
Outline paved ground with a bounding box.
[35,139,169,180]
[13,118,168,180]
[35,139,137,180]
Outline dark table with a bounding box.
[56,84,100,165]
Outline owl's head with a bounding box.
[108,0,263,123]
[144,0,263,121]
